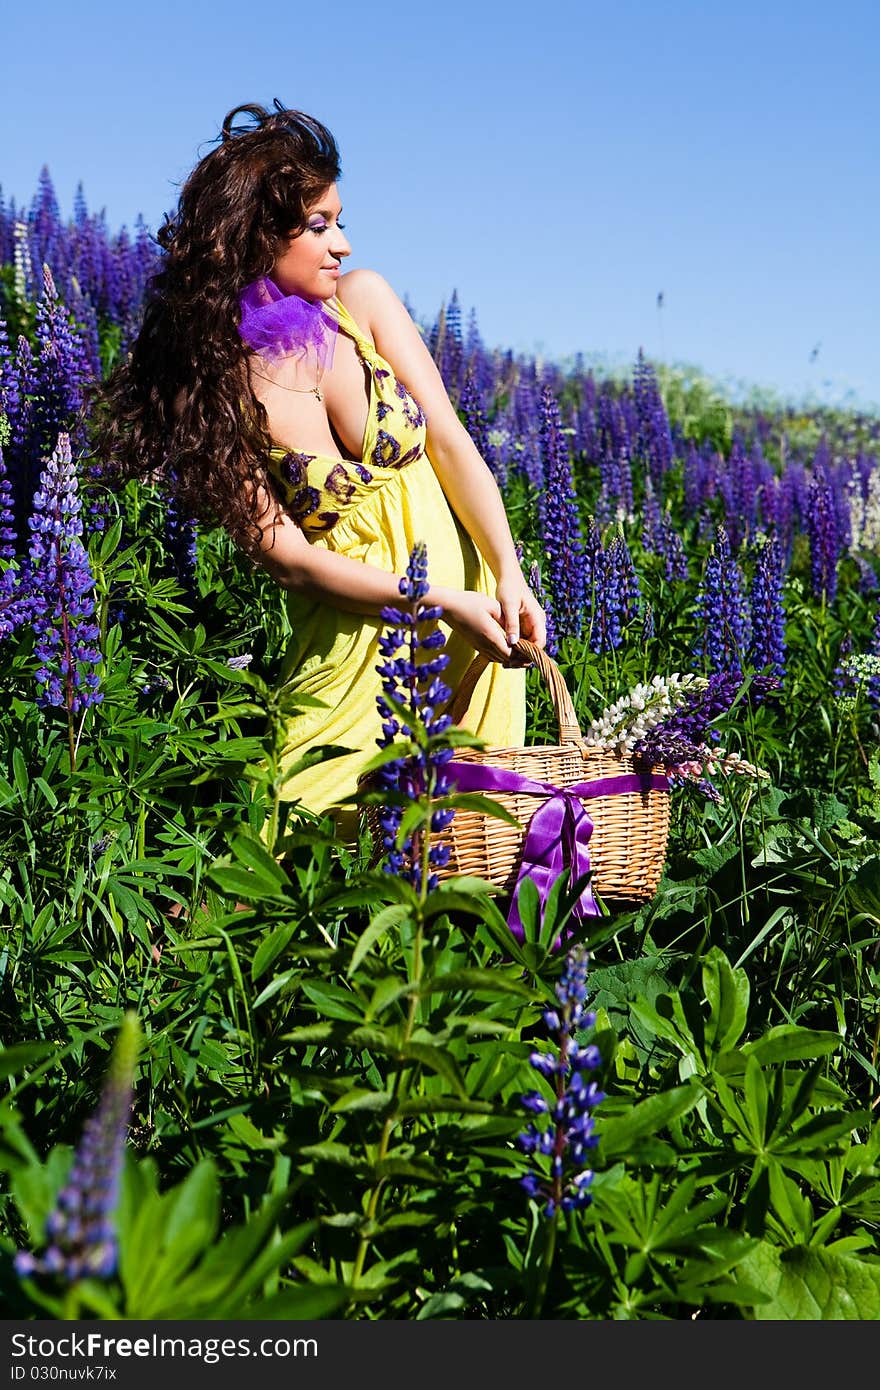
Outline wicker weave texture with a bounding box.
[361,638,670,905]
[433,743,670,902]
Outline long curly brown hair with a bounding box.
[87,100,341,550]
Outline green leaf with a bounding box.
[738,1243,880,1319]
[702,946,749,1054]
[417,969,533,998]
[0,1043,58,1081]
[348,904,411,975]
[742,1026,842,1065]
[237,1285,347,1320]
[599,1084,702,1160]
[251,922,296,980]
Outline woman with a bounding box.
[92,100,546,840]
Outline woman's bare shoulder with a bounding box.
[335,268,401,331]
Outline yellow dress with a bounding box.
[265,297,526,830]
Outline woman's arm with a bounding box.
[338,270,546,650]
[242,478,517,662]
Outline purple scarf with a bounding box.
[237,275,338,367]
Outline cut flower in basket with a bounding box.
[583,671,778,802]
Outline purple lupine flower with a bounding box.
[463,306,493,400]
[15,1013,139,1284]
[164,485,198,591]
[374,541,455,892]
[748,534,787,684]
[641,478,663,553]
[832,633,855,702]
[0,446,16,558]
[856,556,878,596]
[0,563,32,642]
[634,670,779,769]
[692,526,750,678]
[3,334,37,543]
[513,367,543,489]
[459,367,492,474]
[33,265,93,451]
[660,514,690,583]
[718,441,757,547]
[538,385,585,640]
[516,945,604,1218]
[528,560,558,659]
[25,432,103,714]
[806,463,840,603]
[633,349,673,492]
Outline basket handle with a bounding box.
[445,638,583,744]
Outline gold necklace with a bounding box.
[250,364,325,402]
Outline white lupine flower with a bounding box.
[584,673,704,756]
[854,470,880,554]
[13,221,31,300]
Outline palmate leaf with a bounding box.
[737,1242,880,1319]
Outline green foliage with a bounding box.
[3,372,880,1318]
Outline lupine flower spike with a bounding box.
[517,946,604,1217]
[25,431,102,719]
[15,1013,140,1283]
[374,541,455,891]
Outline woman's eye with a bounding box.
[309,220,345,234]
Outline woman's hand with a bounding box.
[495,573,547,651]
[433,587,514,663]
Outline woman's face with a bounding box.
[271,182,351,301]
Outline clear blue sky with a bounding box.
[2,0,878,411]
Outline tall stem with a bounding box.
[529,1209,559,1319]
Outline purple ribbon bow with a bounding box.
[447,761,668,941]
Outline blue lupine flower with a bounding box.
[459,367,495,479]
[833,633,855,702]
[374,541,455,892]
[0,445,16,558]
[528,560,558,659]
[633,349,673,492]
[516,945,603,1218]
[15,1013,139,1284]
[640,478,663,553]
[25,431,102,714]
[165,483,198,591]
[514,366,544,489]
[538,385,585,639]
[748,533,787,684]
[806,464,840,603]
[0,563,32,642]
[590,529,641,652]
[692,526,750,678]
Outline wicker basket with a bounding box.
[362,639,670,905]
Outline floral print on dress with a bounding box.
[325,462,356,504]
[395,379,425,428]
[279,450,314,490]
[267,307,430,523]
[394,443,423,469]
[289,485,321,522]
[372,429,401,467]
